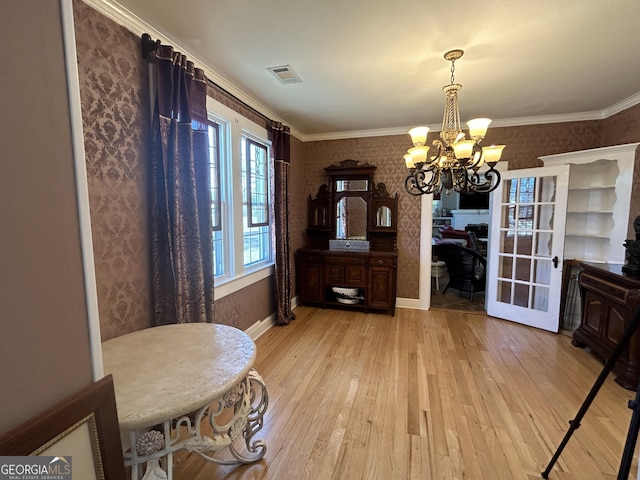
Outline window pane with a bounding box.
[213,230,224,277]
[208,121,224,277]
[242,137,271,267]
[208,123,221,231]
[245,139,269,227]
[243,225,270,266]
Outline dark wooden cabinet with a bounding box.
[297,250,324,303]
[299,159,398,316]
[572,262,640,390]
[368,255,397,312]
[297,249,397,315]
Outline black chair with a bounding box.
[433,242,487,301]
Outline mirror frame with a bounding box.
[324,160,376,241]
[306,160,398,252]
[369,182,398,232]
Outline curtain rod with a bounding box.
[141,33,273,126]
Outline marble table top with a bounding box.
[102,323,256,431]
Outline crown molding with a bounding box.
[300,111,606,142]
[80,0,640,144]
[299,97,640,142]
[80,0,304,140]
[602,91,640,118]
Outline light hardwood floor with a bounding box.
[173,306,638,479]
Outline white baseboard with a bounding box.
[245,296,430,338]
[245,314,277,340]
[244,296,299,340]
[395,297,430,310]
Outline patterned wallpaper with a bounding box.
[300,118,640,299]
[301,136,421,298]
[74,0,151,340]
[215,278,275,331]
[74,0,276,338]
[75,0,640,334]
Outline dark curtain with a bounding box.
[272,122,296,325]
[149,45,215,325]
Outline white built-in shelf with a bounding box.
[568,185,616,191]
[540,143,639,264]
[566,210,613,214]
[564,233,610,239]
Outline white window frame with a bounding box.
[206,96,274,299]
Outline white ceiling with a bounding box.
[102,0,640,140]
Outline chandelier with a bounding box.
[404,49,505,196]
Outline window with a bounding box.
[507,177,535,235]
[206,97,273,297]
[207,120,224,277]
[242,138,271,266]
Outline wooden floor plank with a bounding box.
[172,306,639,480]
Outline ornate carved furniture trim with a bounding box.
[102,323,268,478]
[299,160,398,315]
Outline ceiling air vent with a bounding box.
[268,65,302,84]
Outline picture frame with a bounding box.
[0,374,126,480]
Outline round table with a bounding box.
[102,323,268,478]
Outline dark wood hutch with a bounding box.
[573,262,640,390]
[297,160,398,315]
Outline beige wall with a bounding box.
[74,0,151,340]
[0,0,93,435]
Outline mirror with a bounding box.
[336,179,368,192]
[335,196,367,239]
[376,206,392,227]
[313,206,328,227]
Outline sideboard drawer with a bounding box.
[326,255,367,265]
[369,255,396,267]
[581,272,629,303]
[298,251,323,264]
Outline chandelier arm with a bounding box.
[405,170,432,196]
[483,168,501,194]
[404,166,442,196]
[419,165,442,194]
[465,167,501,194]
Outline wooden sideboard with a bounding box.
[297,248,397,316]
[299,160,399,316]
[572,262,640,390]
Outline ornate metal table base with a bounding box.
[127,370,268,480]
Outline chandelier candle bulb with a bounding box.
[451,140,476,160]
[467,118,492,141]
[408,146,429,165]
[409,126,429,146]
[404,153,415,169]
[482,145,506,165]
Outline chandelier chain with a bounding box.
[450,59,456,84]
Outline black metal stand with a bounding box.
[617,384,640,479]
[542,306,640,479]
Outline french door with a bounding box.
[486,165,570,332]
